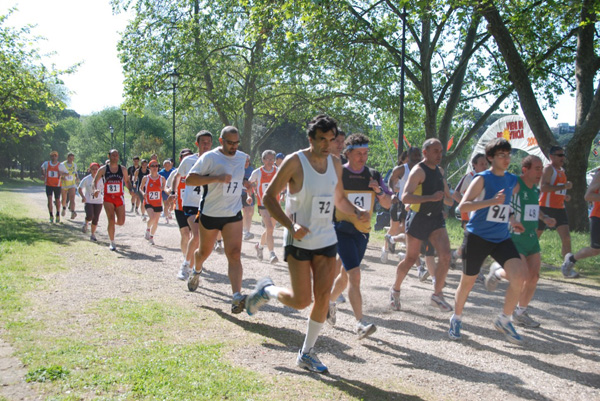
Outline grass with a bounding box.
[1,183,426,401]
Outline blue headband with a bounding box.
[346,144,369,150]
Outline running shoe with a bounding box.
[187,267,203,292]
[142,215,148,222]
[336,294,346,304]
[109,242,117,251]
[512,311,541,328]
[269,252,278,264]
[177,262,191,281]
[246,277,274,316]
[148,237,155,245]
[326,302,337,326]
[135,208,140,215]
[61,207,66,217]
[243,231,254,241]
[82,223,87,233]
[71,211,77,219]
[380,247,388,263]
[430,293,453,312]
[448,316,462,340]
[561,253,579,278]
[357,321,377,340]
[214,241,224,254]
[231,293,247,314]
[130,204,135,213]
[144,230,150,240]
[476,272,485,284]
[450,250,459,270]
[255,243,263,260]
[485,262,502,292]
[165,216,170,224]
[385,234,396,254]
[296,348,328,373]
[90,234,97,242]
[389,287,401,311]
[55,215,61,223]
[494,316,523,345]
[49,216,54,223]
[418,265,430,282]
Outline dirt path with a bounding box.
[2,186,599,400]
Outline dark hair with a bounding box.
[471,153,486,167]
[108,149,118,156]
[220,126,239,139]
[141,159,148,164]
[485,138,511,160]
[344,133,369,154]
[337,129,346,138]
[133,156,140,160]
[398,151,408,165]
[196,130,213,143]
[549,145,563,155]
[306,114,338,139]
[522,155,541,169]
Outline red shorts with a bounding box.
[104,194,124,208]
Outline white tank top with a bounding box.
[283,151,338,250]
[395,163,410,195]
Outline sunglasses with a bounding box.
[553,153,566,157]
[149,164,159,167]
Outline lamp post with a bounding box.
[122,109,127,165]
[169,69,180,163]
[109,125,114,149]
[397,5,407,159]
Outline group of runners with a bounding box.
[40,114,600,374]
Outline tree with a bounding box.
[114,0,362,161]
[479,0,596,231]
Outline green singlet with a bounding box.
[510,177,541,256]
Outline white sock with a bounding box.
[301,319,323,354]
[494,269,503,280]
[499,313,511,324]
[451,313,462,321]
[515,306,527,316]
[264,285,283,300]
[389,237,396,244]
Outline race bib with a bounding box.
[107,184,120,194]
[261,182,270,194]
[65,175,74,182]
[347,192,372,210]
[486,204,510,223]
[48,171,58,178]
[223,181,242,197]
[557,186,567,196]
[311,196,334,219]
[148,191,160,200]
[179,188,185,199]
[524,204,539,221]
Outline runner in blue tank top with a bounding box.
[450,137,527,345]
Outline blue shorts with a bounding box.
[335,221,369,271]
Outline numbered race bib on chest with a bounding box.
[148,191,160,200]
[107,183,120,194]
[556,186,567,196]
[486,204,510,223]
[347,192,372,210]
[261,182,269,194]
[66,175,73,182]
[223,181,242,197]
[48,171,58,178]
[524,204,539,221]
[311,196,334,219]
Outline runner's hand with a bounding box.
[511,221,525,233]
[246,196,253,205]
[220,174,232,183]
[492,189,505,205]
[565,181,573,190]
[292,223,310,240]
[544,217,557,228]
[430,191,444,202]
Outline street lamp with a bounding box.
[122,109,127,165]
[169,69,180,163]
[109,125,114,149]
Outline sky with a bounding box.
[2,1,577,125]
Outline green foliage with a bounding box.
[25,366,70,383]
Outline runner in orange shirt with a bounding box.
[141,160,166,245]
[537,145,572,258]
[41,151,68,223]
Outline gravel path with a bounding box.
[2,186,599,401]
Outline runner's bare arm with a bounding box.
[458,176,504,213]
[185,172,230,186]
[401,166,443,205]
[540,164,572,192]
[263,155,298,231]
[139,176,148,198]
[122,166,133,193]
[585,170,600,203]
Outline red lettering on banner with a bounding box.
[496,121,525,140]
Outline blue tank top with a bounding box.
[466,170,518,243]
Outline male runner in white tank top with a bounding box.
[244,115,369,373]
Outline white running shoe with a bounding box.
[214,241,224,254]
[389,287,401,311]
[90,234,97,242]
[255,243,264,260]
[326,302,337,326]
[485,262,502,292]
[70,211,77,219]
[61,207,66,217]
[177,262,191,281]
[269,252,278,264]
[243,231,254,241]
[142,215,147,222]
[380,247,388,263]
[513,310,541,328]
[144,230,150,240]
[109,242,117,251]
[561,253,579,278]
[82,223,87,233]
[430,293,453,312]
[356,321,377,340]
[417,265,430,282]
[296,348,328,373]
[246,277,274,316]
[148,237,155,245]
